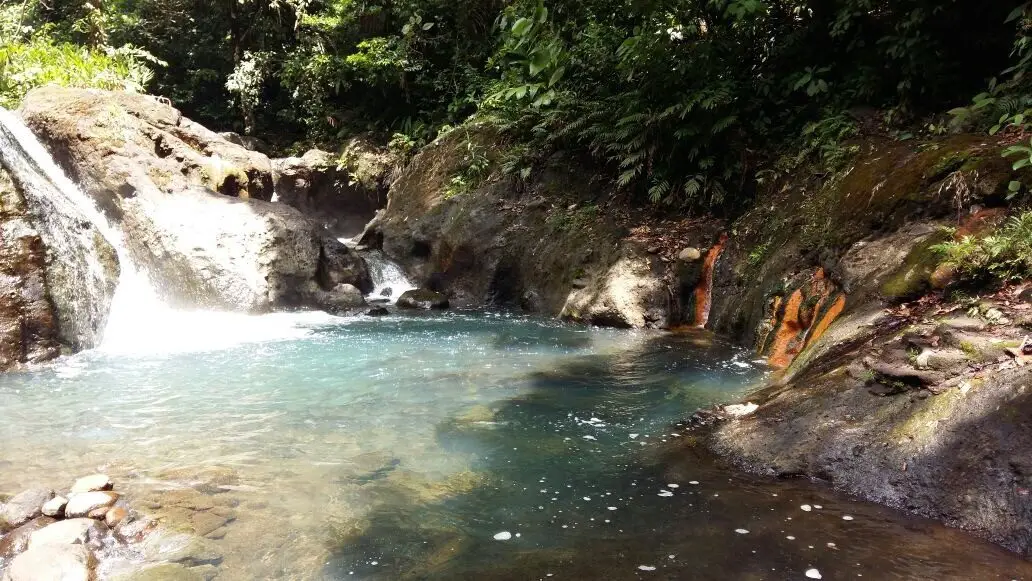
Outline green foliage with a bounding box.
[12,0,1027,213]
[933,213,1032,284]
[546,204,599,233]
[444,137,492,199]
[0,4,161,108]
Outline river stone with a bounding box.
[28,518,107,549]
[70,474,112,494]
[105,506,128,527]
[397,289,449,310]
[64,491,118,518]
[1,488,53,529]
[117,563,206,581]
[678,247,702,262]
[41,496,67,518]
[0,516,55,560]
[0,544,95,581]
[142,533,223,567]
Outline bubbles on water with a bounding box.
[493,531,513,541]
[638,565,657,571]
[842,515,854,521]
[805,568,823,579]
[734,529,750,534]
[801,504,813,512]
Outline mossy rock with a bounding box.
[880,231,951,301]
[397,289,450,310]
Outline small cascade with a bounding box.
[0,110,336,357]
[692,233,728,328]
[363,250,417,304]
[0,109,118,350]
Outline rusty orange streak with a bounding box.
[766,289,804,368]
[805,293,846,350]
[693,234,728,328]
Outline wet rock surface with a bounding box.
[17,86,371,313]
[711,287,1032,558]
[272,139,396,239]
[0,474,228,580]
[397,288,449,310]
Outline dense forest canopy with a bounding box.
[2,0,1031,210]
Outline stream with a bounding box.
[1,313,1030,580]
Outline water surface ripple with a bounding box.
[0,312,1028,580]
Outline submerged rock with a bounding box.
[118,563,207,581]
[366,307,390,317]
[1,544,95,581]
[397,289,449,310]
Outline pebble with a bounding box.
[41,496,68,518]
[493,531,512,541]
[805,568,823,579]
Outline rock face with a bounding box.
[18,86,370,313]
[1,544,95,581]
[272,139,395,239]
[0,113,119,354]
[363,126,716,325]
[0,169,63,370]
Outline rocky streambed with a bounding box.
[0,474,225,581]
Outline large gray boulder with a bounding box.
[18,87,370,311]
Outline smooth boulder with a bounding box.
[28,518,107,549]
[1,544,95,581]
[1,488,53,529]
[63,491,118,519]
[397,289,449,310]
[70,474,112,494]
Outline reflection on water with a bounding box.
[0,312,1029,580]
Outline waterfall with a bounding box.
[0,110,335,357]
[363,250,417,304]
[0,109,118,350]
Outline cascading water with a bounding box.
[0,109,118,350]
[362,249,417,303]
[0,109,336,357]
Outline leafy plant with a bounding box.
[933,212,1032,283]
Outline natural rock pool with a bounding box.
[1,312,1030,580]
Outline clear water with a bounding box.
[1,313,1030,580]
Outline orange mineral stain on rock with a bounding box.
[805,293,846,350]
[764,268,847,368]
[693,234,728,328]
[766,289,805,368]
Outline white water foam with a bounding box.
[363,250,417,304]
[0,110,342,356]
